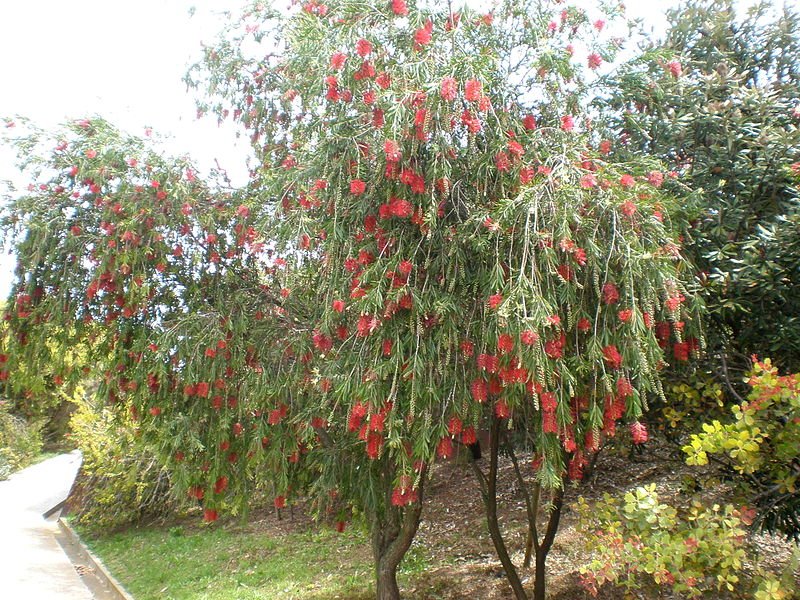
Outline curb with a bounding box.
[57,517,137,600]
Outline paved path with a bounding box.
[0,451,94,599]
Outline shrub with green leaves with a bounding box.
[684,358,800,540]
[0,399,43,479]
[67,394,186,533]
[576,484,795,599]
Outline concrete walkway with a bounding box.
[0,451,94,599]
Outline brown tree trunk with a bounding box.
[532,489,564,600]
[370,467,426,600]
[471,416,529,600]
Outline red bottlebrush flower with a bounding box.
[647,171,664,188]
[332,299,345,313]
[350,179,366,195]
[335,520,347,532]
[149,406,162,417]
[214,476,228,494]
[356,314,380,337]
[580,173,597,189]
[560,115,575,132]
[602,345,623,369]
[495,399,511,419]
[382,338,393,356]
[189,485,205,500]
[391,0,408,16]
[544,333,566,359]
[437,437,454,459]
[391,485,418,506]
[460,339,475,357]
[461,426,477,445]
[540,391,558,412]
[464,78,483,102]
[375,71,391,89]
[478,95,491,112]
[542,410,558,434]
[356,38,372,57]
[594,18,605,30]
[521,329,539,346]
[587,53,603,69]
[313,330,333,352]
[602,282,620,305]
[519,166,535,184]
[389,197,413,218]
[384,139,402,162]
[471,378,488,403]
[523,114,537,130]
[667,60,682,78]
[488,293,503,309]
[274,495,287,509]
[630,421,649,444]
[203,508,218,522]
[585,429,600,453]
[507,139,524,158]
[665,294,685,312]
[414,19,433,47]
[568,455,584,481]
[616,377,634,398]
[373,107,385,127]
[488,376,503,396]
[619,174,636,188]
[598,141,612,156]
[448,416,463,436]
[205,347,217,359]
[618,309,633,323]
[497,333,514,354]
[196,382,210,398]
[330,51,346,70]
[397,260,413,276]
[440,76,457,101]
[557,264,573,281]
[232,422,244,436]
[620,200,637,218]
[494,151,511,172]
[366,432,383,458]
[673,341,690,361]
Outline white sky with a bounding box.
[0,0,678,299]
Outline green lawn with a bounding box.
[83,518,432,600]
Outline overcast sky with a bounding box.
[0,0,679,298]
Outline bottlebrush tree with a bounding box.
[184,0,700,598]
[2,1,701,600]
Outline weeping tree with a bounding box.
[185,0,700,597]
[2,1,701,599]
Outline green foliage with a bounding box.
[661,372,726,434]
[68,393,186,533]
[0,399,43,479]
[683,358,800,539]
[598,0,800,372]
[576,484,794,599]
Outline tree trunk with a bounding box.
[370,466,426,600]
[481,416,529,600]
[532,489,564,600]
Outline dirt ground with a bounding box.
[234,436,798,599]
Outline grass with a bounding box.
[82,516,432,600]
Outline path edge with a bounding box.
[57,517,137,600]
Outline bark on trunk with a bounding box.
[532,489,564,600]
[481,416,529,600]
[370,467,426,600]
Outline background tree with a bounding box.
[2,1,700,599]
[597,0,800,379]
